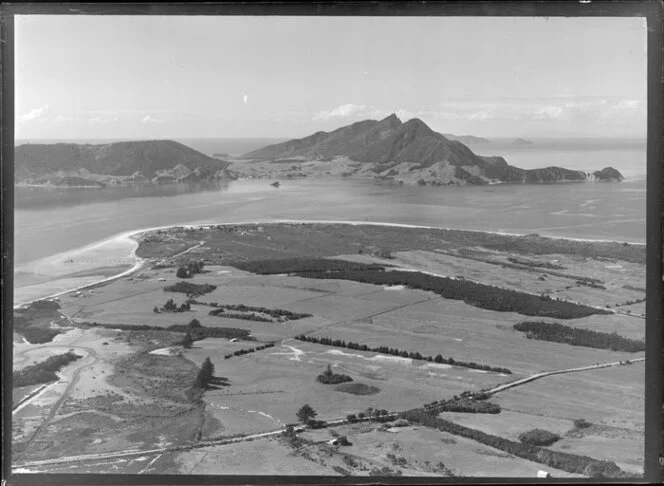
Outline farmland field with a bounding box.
[12,222,645,478]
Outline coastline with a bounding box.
[13,219,645,310]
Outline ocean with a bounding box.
[13,137,647,304]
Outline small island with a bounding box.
[512,138,534,145]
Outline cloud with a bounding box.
[313,103,369,121]
[19,104,49,122]
[394,109,425,120]
[431,97,645,124]
[313,105,427,122]
[531,105,565,120]
[141,114,166,124]
[53,115,76,123]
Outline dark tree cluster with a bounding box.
[209,303,312,320]
[224,343,275,359]
[164,281,217,297]
[234,258,609,319]
[369,466,403,477]
[168,323,251,341]
[78,320,251,341]
[518,428,562,446]
[434,398,501,414]
[345,408,392,423]
[507,257,566,270]
[293,403,328,429]
[513,321,645,352]
[13,351,83,387]
[316,364,353,385]
[181,331,194,349]
[234,258,388,275]
[25,300,61,311]
[176,260,206,279]
[575,279,606,290]
[400,408,629,478]
[159,298,191,313]
[614,297,646,307]
[294,334,512,374]
[13,301,64,344]
[210,310,271,322]
[194,357,215,390]
[574,418,593,429]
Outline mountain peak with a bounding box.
[401,117,436,137]
[379,113,402,129]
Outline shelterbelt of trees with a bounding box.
[234,258,609,319]
[294,334,512,374]
[78,321,252,341]
[208,303,312,322]
[513,321,645,352]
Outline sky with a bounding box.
[15,15,647,140]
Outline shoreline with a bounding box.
[13,219,645,310]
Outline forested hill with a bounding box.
[15,140,235,185]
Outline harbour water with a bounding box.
[13,138,646,305]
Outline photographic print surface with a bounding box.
[12,14,647,478]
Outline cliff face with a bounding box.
[15,140,236,185]
[243,115,624,186]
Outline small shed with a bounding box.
[537,470,551,478]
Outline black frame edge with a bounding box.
[644,0,664,482]
[2,6,15,485]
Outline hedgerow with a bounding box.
[513,321,645,352]
[294,334,511,374]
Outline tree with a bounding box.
[201,356,215,377]
[176,267,191,279]
[296,403,317,424]
[153,306,159,313]
[182,331,194,349]
[188,318,202,328]
[164,298,177,312]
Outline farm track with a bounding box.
[483,358,645,396]
[12,356,643,472]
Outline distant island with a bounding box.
[512,138,534,145]
[14,140,237,186]
[442,133,491,144]
[240,115,623,186]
